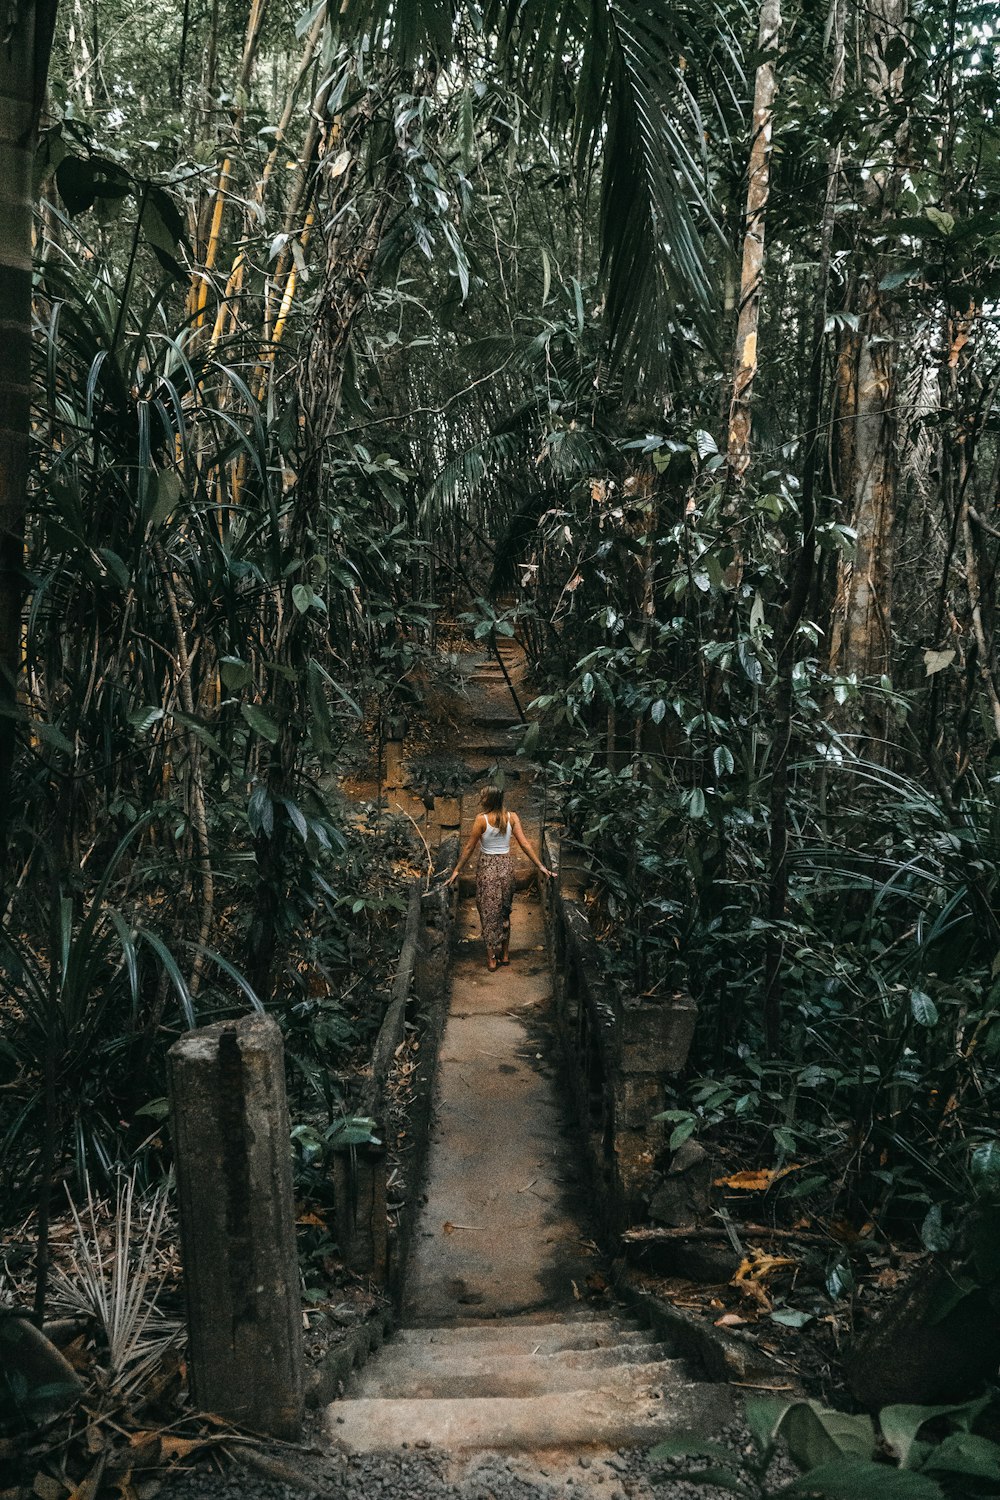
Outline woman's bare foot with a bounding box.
[487,955,498,972]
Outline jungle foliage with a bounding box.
[0,0,998,1362]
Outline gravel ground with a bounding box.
[155,1420,779,1500]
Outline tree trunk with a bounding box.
[762,0,846,1055]
[726,0,781,480]
[0,0,57,871]
[827,0,909,756]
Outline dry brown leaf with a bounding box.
[32,1477,66,1500]
[67,1457,106,1500]
[60,1333,91,1372]
[713,1165,801,1191]
[125,1434,162,1467]
[733,1252,796,1283]
[158,1437,210,1462]
[296,1212,325,1227]
[714,1313,747,1327]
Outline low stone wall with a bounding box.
[540,831,697,1236]
[328,839,458,1301]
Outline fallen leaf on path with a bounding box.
[714,1166,801,1191]
[714,1313,748,1327]
[33,1477,66,1500]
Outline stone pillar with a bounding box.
[433,795,461,842]
[331,1148,388,1282]
[613,996,698,1221]
[384,739,404,795]
[383,716,407,796]
[168,1014,304,1439]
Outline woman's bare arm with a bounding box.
[511,812,554,878]
[445,815,486,885]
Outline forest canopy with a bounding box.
[1,0,999,1423]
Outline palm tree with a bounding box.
[0,0,57,856]
[339,0,746,373]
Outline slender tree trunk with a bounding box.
[248,106,402,998]
[0,0,57,874]
[726,0,782,480]
[762,0,846,1054]
[827,0,909,757]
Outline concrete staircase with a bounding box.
[323,1311,732,1454]
[455,642,528,756]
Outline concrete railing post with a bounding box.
[168,1013,304,1438]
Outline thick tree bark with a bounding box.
[0,0,57,870]
[726,0,781,480]
[827,0,909,756]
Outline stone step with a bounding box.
[395,1319,644,1355]
[350,1354,680,1401]
[470,714,521,730]
[323,1381,734,1454]
[360,1337,673,1379]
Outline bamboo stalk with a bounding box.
[726,0,782,481]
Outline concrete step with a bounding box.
[359,1337,673,1380]
[395,1320,645,1356]
[323,1382,735,1454]
[471,714,521,730]
[350,1355,681,1401]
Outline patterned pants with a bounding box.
[476,853,515,950]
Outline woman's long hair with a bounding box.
[480,784,506,828]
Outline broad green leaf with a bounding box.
[919,1204,953,1253]
[922,1432,1000,1481]
[910,989,938,1027]
[925,206,955,236]
[36,722,75,756]
[56,155,99,214]
[148,470,181,528]
[714,745,734,777]
[776,1459,944,1498]
[970,1139,1000,1187]
[241,703,280,743]
[648,1436,742,1469]
[281,798,309,843]
[220,656,253,691]
[744,1396,795,1464]
[99,548,130,590]
[777,1402,875,1470]
[651,698,666,724]
[770,1308,814,1329]
[881,1395,994,1467]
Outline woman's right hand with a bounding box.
[444,869,459,887]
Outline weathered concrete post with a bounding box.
[168,1013,304,1438]
[383,714,407,796]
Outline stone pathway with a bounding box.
[320,650,734,1482]
[159,644,739,1499]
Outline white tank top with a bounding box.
[480,812,512,855]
